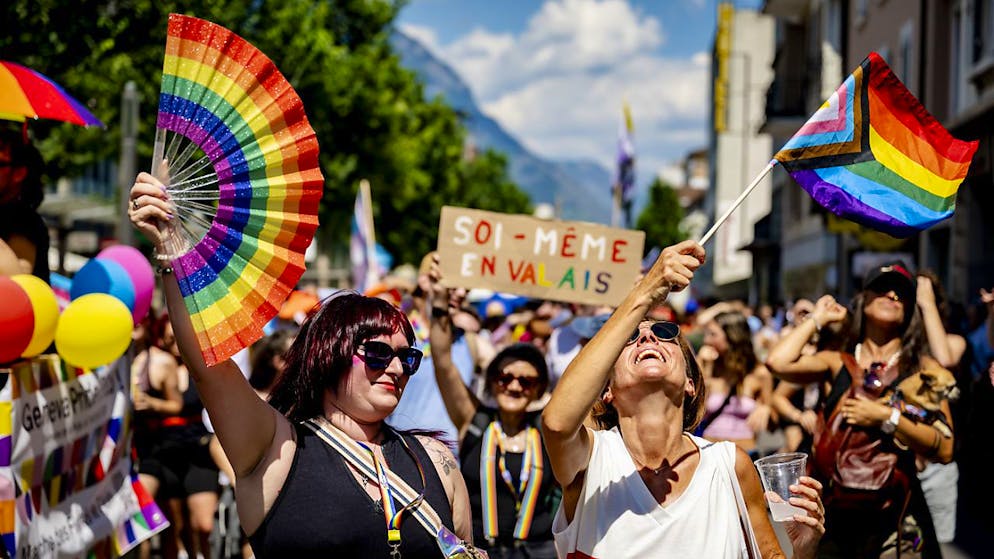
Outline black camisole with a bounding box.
[248,423,453,558]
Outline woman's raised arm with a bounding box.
[541,241,705,489]
[426,255,478,437]
[766,295,845,383]
[130,172,281,478]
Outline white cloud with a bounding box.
[399,23,442,54]
[415,0,709,175]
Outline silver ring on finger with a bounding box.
[132,199,140,211]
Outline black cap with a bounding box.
[863,260,916,303]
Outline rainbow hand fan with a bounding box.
[153,13,323,365]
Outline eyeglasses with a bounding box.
[495,373,541,391]
[356,341,423,375]
[627,321,680,345]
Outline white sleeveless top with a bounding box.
[552,428,750,558]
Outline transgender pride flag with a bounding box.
[350,180,378,292]
[774,52,978,237]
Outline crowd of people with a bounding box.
[2,129,992,558]
[121,169,994,559]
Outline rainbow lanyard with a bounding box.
[479,421,544,544]
[356,437,427,558]
[409,309,430,357]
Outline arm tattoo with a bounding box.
[424,439,458,476]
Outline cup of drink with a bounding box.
[754,452,807,522]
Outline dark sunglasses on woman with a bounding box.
[495,373,541,391]
[357,341,423,375]
[627,321,680,345]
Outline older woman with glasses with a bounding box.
[129,173,473,558]
[543,241,825,559]
[426,256,559,559]
[767,261,954,558]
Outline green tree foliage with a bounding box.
[635,178,686,252]
[0,0,529,264]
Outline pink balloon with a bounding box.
[98,245,156,324]
[0,276,34,364]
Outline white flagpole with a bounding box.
[359,179,378,287]
[698,160,778,246]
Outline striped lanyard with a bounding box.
[479,421,544,544]
[356,436,427,559]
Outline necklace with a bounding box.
[500,429,527,452]
[855,343,900,371]
[630,454,663,475]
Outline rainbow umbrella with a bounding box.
[0,61,104,127]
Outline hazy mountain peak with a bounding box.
[392,30,612,223]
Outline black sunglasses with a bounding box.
[627,321,680,345]
[495,373,541,391]
[357,341,423,375]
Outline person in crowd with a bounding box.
[151,317,220,559]
[917,272,967,370]
[754,304,781,363]
[543,241,825,559]
[129,171,473,557]
[915,271,965,547]
[389,252,490,446]
[771,299,820,453]
[696,311,774,455]
[249,329,296,399]
[0,128,49,281]
[771,312,849,454]
[767,262,954,558]
[545,304,613,390]
[967,288,994,383]
[427,256,559,558]
[132,311,184,559]
[211,329,296,559]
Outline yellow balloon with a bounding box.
[11,274,60,358]
[55,293,132,369]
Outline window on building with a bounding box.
[974,0,994,63]
[856,0,868,24]
[899,21,914,89]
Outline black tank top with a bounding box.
[459,408,558,546]
[249,423,453,558]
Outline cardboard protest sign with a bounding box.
[438,206,645,306]
[0,354,167,558]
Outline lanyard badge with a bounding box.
[357,437,426,559]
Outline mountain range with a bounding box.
[392,31,614,224]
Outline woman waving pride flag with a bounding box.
[701,52,978,244]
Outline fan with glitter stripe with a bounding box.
[153,13,323,365]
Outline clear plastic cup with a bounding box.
[754,452,807,522]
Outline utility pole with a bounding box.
[118,81,139,246]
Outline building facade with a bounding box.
[706,2,776,301]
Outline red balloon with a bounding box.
[0,276,34,364]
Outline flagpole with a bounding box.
[359,178,378,287]
[698,159,777,246]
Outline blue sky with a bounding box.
[398,0,763,179]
